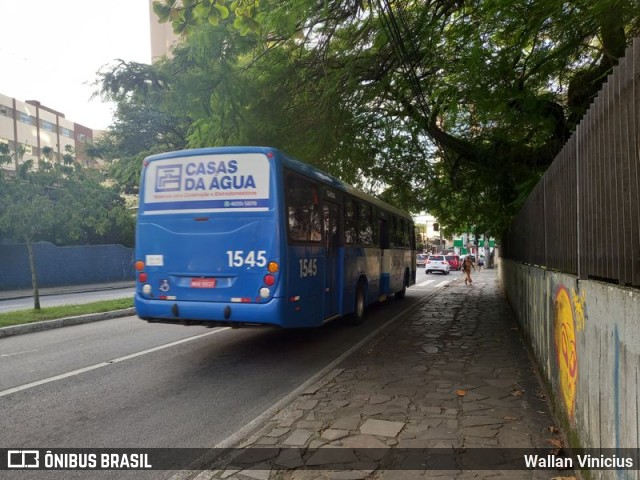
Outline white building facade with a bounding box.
[149,0,180,61]
[0,94,94,171]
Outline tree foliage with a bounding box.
[0,146,134,308]
[91,60,191,194]
[153,0,261,35]
[101,0,640,235]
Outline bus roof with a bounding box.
[144,146,413,221]
[279,152,413,221]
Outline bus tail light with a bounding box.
[136,260,147,284]
[268,262,279,273]
[263,274,275,286]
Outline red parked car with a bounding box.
[445,254,461,270]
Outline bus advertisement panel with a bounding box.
[141,151,270,214]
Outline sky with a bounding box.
[0,0,152,130]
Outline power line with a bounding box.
[374,0,431,119]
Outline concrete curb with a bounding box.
[0,308,136,339]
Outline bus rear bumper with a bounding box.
[134,295,287,328]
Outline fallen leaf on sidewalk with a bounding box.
[548,425,559,433]
[550,477,576,480]
[547,438,563,448]
[455,389,467,396]
[511,389,525,397]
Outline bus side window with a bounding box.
[323,203,339,251]
[390,216,399,248]
[400,220,409,248]
[410,223,416,250]
[289,207,307,241]
[371,208,379,245]
[345,199,356,245]
[379,219,389,249]
[286,174,321,243]
[309,202,322,242]
[357,202,373,245]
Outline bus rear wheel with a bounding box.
[395,270,409,299]
[346,280,366,325]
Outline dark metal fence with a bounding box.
[502,38,640,288]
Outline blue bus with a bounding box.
[134,147,416,328]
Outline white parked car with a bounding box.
[426,255,450,275]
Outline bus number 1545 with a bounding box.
[299,258,318,277]
[226,250,267,268]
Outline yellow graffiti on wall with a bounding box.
[554,286,578,418]
[571,288,586,332]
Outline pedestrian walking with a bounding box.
[462,256,475,285]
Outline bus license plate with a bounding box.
[191,278,216,288]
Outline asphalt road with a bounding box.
[0,270,453,479]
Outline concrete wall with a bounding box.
[501,259,640,477]
[0,242,134,290]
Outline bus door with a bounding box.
[322,201,340,319]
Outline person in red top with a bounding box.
[461,256,475,285]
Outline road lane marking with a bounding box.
[0,348,39,358]
[0,328,229,398]
[416,279,435,287]
[435,280,450,287]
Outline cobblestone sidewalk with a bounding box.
[182,268,572,480]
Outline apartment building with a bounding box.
[0,93,95,172]
[149,0,180,61]
[0,3,174,175]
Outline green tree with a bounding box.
[152,0,261,35]
[91,60,190,195]
[116,0,639,235]
[0,147,134,309]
